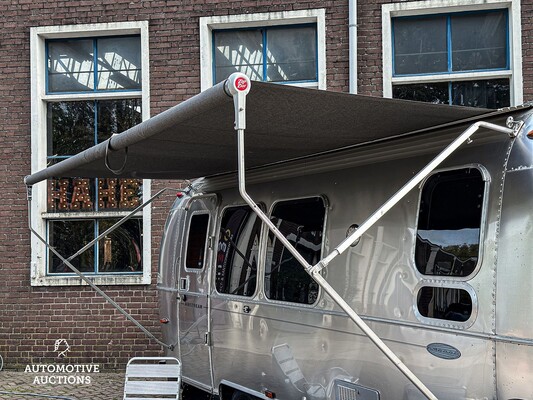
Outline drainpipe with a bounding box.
[349,0,357,94]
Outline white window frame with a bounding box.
[199,9,327,91]
[382,0,523,106]
[29,21,152,286]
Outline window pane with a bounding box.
[97,36,142,90]
[185,214,210,269]
[451,11,507,71]
[392,82,449,104]
[98,218,142,273]
[214,30,263,83]
[97,99,142,142]
[47,101,95,157]
[48,39,95,92]
[393,16,447,75]
[452,79,510,109]
[47,178,95,212]
[266,27,317,82]
[48,220,95,273]
[216,207,261,296]
[265,197,324,304]
[416,169,484,277]
[417,287,472,322]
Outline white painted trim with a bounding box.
[382,0,523,106]
[349,0,358,94]
[199,9,326,92]
[29,21,152,287]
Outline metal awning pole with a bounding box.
[26,185,177,350]
[310,119,518,275]
[227,73,439,400]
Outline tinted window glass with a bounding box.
[393,16,447,75]
[213,25,317,84]
[266,26,317,82]
[451,11,507,72]
[392,82,449,104]
[185,214,210,269]
[265,197,325,304]
[417,286,473,322]
[451,79,510,109]
[49,220,95,273]
[216,206,262,296]
[416,168,484,277]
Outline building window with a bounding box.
[30,22,151,286]
[213,25,317,85]
[382,0,523,108]
[200,9,326,91]
[264,197,325,305]
[215,206,262,296]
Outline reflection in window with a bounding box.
[417,286,472,322]
[185,214,210,270]
[48,218,142,274]
[416,168,485,277]
[393,10,507,75]
[98,219,143,273]
[216,206,262,296]
[265,197,325,304]
[47,36,141,93]
[394,79,510,109]
[213,25,317,84]
[49,220,95,273]
[43,33,145,278]
[391,9,510,109]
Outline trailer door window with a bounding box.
[265,197,325,304]
[185,213,210,270]
[416,168,485,277]
[216,206,262,296]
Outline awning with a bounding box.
[25,79,491,186]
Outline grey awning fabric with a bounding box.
[25,79,490,186]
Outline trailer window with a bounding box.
[185,213,210,270]
[216,206,262,296]
[265,197,325,304]
[416,168,484,277]
[417,286,473,322]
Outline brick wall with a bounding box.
[0,0,349,370]
[0,0,530,371]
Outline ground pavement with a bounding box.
[0,370,125,400]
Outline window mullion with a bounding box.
[447,15,452,73]
[93,38,98,92]
[262,28,267,82]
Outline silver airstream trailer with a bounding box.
[25,74,533,400]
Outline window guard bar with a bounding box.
[26,185,178,350]
[226,73,521,400]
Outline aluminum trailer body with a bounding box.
[158,106,533,400]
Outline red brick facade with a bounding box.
[0,0,530,370]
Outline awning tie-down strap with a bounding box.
[26,186,177,351]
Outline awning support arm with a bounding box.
[310,119,518,275]
[227,73,521,400]
[227,74,438,400]
[26,185,176,350]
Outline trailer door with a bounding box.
[178,195,217,391]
